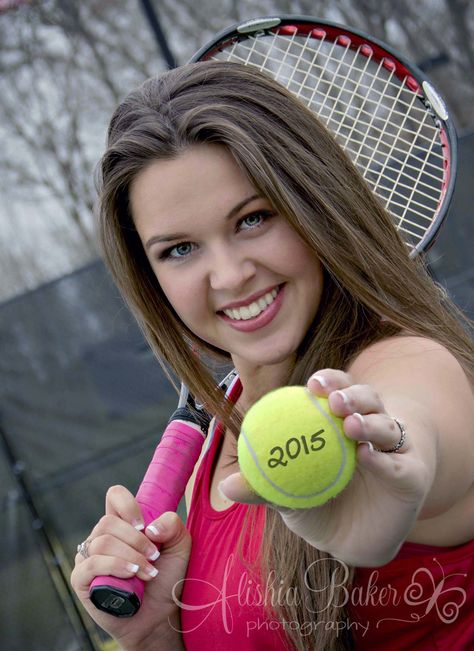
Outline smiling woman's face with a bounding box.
[130,144,324,369]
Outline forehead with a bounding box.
[129,144,258,231]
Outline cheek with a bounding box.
[156,270,207,326]
[150,267,183,312]
[276,233,322,279]
[278,236,324,307]
[271,221,318,263]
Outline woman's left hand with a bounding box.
[219,369,431,567]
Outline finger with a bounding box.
[75,532,160,580]
[71,554,144,598]
[355,441,428,501]
[105,485,145,531]
[307,369,353,396]
[87,514,157,557]
[328,384,385,417]
[144,512,191,558]
[218,472,268,506]
[75,516,159,571]
[345,413,409,454]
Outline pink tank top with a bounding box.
[181,377,290,649]
[181,377,474,650]
[347,539,474,649]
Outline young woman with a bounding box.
[71,62,474,651]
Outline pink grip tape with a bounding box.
[137,422,205,521]
[89,420,205,614]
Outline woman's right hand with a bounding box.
[70,485,190,651]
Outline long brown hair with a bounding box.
[97,61,473,650]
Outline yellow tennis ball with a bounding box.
[238,386,356,508]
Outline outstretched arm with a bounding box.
[220,336,474,567]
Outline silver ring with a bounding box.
[375,418,406,453]
[77,539,92,559]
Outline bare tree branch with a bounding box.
[0,0,472,301]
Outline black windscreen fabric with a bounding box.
[429,131,474,320]
[0,261,177,650]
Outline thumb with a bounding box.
[145,511,191,557]
[219,472,268,506]
[220,473,299,517]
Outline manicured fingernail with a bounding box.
[146,524,160,536]
[335,390,349,404]
[145,565,159,577]
[358,440,374,453]
[310,374,327,387]
[147,547,160,561]
[354,412,365,426]
[127,563,140,573]
[133,519,145,531]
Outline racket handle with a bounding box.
[89,416,207,617]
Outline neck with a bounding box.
[231,355,295,413]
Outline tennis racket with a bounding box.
[89,370,237,617]
[191,15,457,256]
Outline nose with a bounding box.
[208,244,256,292]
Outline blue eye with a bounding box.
[157,210,274,262]
[239,210,274,230]
[159,242,195,260]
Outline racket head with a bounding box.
[190,15,457,256]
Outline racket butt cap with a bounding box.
[89,586,141,617]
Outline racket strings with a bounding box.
[383,102,441,231]
[225,38,441,154]
[213,32,446,249]
[366,78,422,204]
[225,35,441,144]
[228,37,429,118]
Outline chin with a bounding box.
[240,345,298,368]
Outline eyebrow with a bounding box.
[144,193,260,251]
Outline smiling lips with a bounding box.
[218,284,285,332]
[222,287,279,320]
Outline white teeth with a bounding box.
[240,305,251,319]
[248,303,260,317]
[223,287,280,320]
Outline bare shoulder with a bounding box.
[348,334,474,459]
[348,335,473,400]
[350,334,465,370]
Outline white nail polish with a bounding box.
[310,374,327,387]
[146,566,159,577]
[133,521,145,531]
[357,440,374,453]
[146,524,159,536]
[335,390,349,404]
[354,412,365,425]
[127,563,140,573]
[148,548,160,561]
